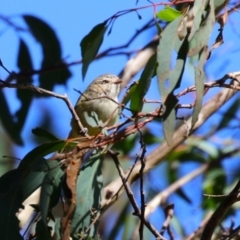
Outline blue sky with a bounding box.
[1,1,240,239]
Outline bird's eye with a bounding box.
[102,79,109,84]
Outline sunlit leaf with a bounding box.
[157,16,188,146]
[121,82,138,107]
[188,0,215,56]
[156,6,182,22]
[188,0,208,40]
[192,47,208,127]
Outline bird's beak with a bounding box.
[114,79,122,84]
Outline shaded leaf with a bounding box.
[186,138,219,159]
[40,164,64,225]
[108,202,129,240]
[80,21,107,79]
[156,6,182,22]
[142,129,160,145]
[16,39,34,138]
[23,15,71,90]
[71,153,103,239]
[18,140,66,170]
[0,91,23,145]
[217,99,240,131]
[203,167,226,209]
[21,169,45,201]
[35,220,53,240]
[0,169,24,240]
[157,16,188,146]
[191,47,208,127]
[168,164,192,203]
[114,133,138,154]
[32,127,60,141]
[130,53,157,113]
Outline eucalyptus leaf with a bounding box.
[71,152,103,239]
[32,127,60,141]
[18,141,66,170]
[157,16,188,146]
[80,21,107,79]
[130,53,157,113]
[156,6,182,22]
[16,39,34,142]
[40,164,64,225]
[23,15,71,90]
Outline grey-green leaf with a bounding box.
[71,152,103,239]
[192,47,208,127]
[157,16,187,146]
[188,0,215,56]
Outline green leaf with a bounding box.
[142,130,160,145]
[17,38,34,75]
[21,169,45,201]
[23,15,72,90]
[186,138,219,159]
[40,164,64,225]
[18,140,66,170]
[71,152,103,239]
[80,21,107,79]
[157,16,188,146]
[214,0,228,12]
[0,91,23,145]
[16,39,34,140]
[130,53,157,113]
[188,0,208,40]
[0,169,24,240]
[121,82,138,107]
[191,47,208,127]
[188,0,215,56]
[114,133,138,154]
[35,220,53,240]
[32,127,60,141]
[156,6,182,22]
[217,98,240,131]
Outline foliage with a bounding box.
[1,0,240,240]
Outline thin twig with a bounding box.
[108,149,166,240]
[0,79,88,137]
[160,204,174,240]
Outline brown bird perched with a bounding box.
[68,74,122,138]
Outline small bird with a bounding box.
[68,74,122,138]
